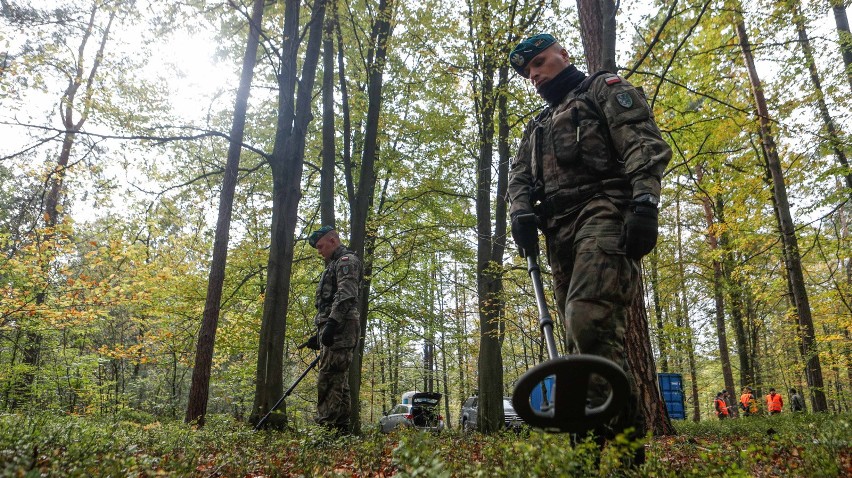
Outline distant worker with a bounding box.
[740,386,758,417]
[766,387,783,415]
[790,388,805,412]
[304,226,362,434]
[714,391,730,420]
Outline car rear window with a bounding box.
[413,397,439,406]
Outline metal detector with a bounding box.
[510,214,630,434]
[254,354,321,431]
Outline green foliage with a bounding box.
[1,412,847,477]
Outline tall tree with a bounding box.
[576,0,674,435]
[469,0,505,434]
[696,167,736,398]
[186,0,265,426]
[345,0,398,434]
[790,0,852,197]
[320,0,338,228]
[251,0,328,429]
[674,192,700,421]
[830,0,852,92]
[731,0,828,412]
[3,1,119,407]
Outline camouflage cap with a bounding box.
[308,225,335,248]
[509,33,557,78]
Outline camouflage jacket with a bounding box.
[315,245,361,324]
[507,71,672,226]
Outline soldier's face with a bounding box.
[524,46,572,90]
[315,234,337,260]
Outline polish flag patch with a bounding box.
[605,75,622,85]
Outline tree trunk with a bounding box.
[577,0,673,435]
[675,195,701,421]
[250,0,327,429]
[733,4,827,411]
[320,0,337,228]
[830,0,852,92]
[467,0,509,433]
[698,190,736,397]
[649,250,668,372]
[715,195,752,397]
[186,0,264,426]
[347,0,396,435]
[627,279,676,435]
[794,0,852,196]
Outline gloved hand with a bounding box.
[298,334,320,350]
[321,320,339,347]
[624,197,659,260]
[510,211,539,257]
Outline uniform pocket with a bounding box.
[331,315,360,350]
[578,119,621,174]
[551,107,580,166]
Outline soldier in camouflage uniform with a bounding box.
[506,34,671,456]
[305,226,362,434]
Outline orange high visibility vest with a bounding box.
[714,398,729,416]
[766,393,783,412]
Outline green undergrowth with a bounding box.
[0,411,848,477]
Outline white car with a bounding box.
[379,392,444,433]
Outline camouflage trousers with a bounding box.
[315,346,354,431]
[544,195,644,438]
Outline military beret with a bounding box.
[509,33,557,78]
[308,225,335,247]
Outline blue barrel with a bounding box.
[529,375,555,412]
[658,373,686,419]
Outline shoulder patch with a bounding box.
[605,75,622,86]
[341,256,349,261]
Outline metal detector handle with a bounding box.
[526,254,560,361]
[254,354,321,430]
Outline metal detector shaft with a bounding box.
[254,354,321,430]
[527,254,560,360]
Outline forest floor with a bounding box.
[0,410,849,477]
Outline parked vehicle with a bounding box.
[459,395,524,431]
[379,391,444,433]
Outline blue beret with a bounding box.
[308,225,335,247]
[509,34,556,78]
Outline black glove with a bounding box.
[624,197,659,260]
[321,320,339,347]
[510,212,539,257]
[298,334,320,350]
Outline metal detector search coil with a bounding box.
[511,355,629,433]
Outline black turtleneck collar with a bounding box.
[536,64,587,106]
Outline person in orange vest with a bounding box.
[740,386,758,417]
[714,391,730,419]
[766,387,783,415]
